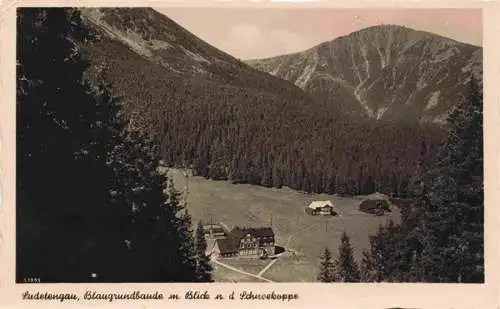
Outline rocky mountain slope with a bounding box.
[79,8,321,131]
[246,25,482,124]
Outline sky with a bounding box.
[155,8,482,60]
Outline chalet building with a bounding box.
[305,200,337,216]
[213,227,275,258]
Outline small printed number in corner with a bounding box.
[23,278,41,283]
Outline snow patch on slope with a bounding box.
[354,81,375,118]
[385,29,393,66]
[149,39,172,50]
[181,47,210,64]
[348,36,362,83]
[375,106,388,119]
[114,30,153,58]
[316,73,348,86]
[295,54,318,89]
[270,63,282,76]
[462,50,482,76]
[425,91,440,110]
[359,37,370,79]
[295,63,316,89]
[432,46,459,63]
[430,113,449,125]
[373,34,387,69]
[416,63,429,90]
[82,9,154,58]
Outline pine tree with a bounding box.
[107,123,199,282]
[166,178,198,281]
[317,247,335,282]
[333,232,361,282]
[361,225,388,282]
[360,251,375,282]
[16,8,112,282]
[419,78,484,283]
[407,250,424,282]
[83,80,133,282]
[16,8,201,283]
[195,221,213,282]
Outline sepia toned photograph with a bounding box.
[16,6,484,285]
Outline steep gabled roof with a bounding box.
[253,227,274,238]
[308,200,334,209]
[228,227,275,241]
[216,238,238,254]
[227,227,246,241]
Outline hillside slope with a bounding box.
[247,25,482,124]
[79,8,445,196]
[80,8,320,129]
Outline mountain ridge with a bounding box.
[246,24,481,62]
[246,24,482,124]
[81,7,310,96]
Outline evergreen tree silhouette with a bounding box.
[360,251,375,282]
[419,78,484,282]
[333,232,360,282]
[165,179,198,281]
[317,247,335,282]
[17,8,109,282]
[195,221,213,282]
[16,8,200,282]
[360,225,388,282]
[361,78,484,283]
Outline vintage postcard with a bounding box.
[0,0,499,308]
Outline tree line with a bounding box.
[16,8,212,283]
[318,80,483,283]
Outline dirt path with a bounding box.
[257,258,279,277]
[213,259,274,282]
[285,214,350,250]
[285,221,322,248]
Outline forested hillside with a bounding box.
[80,8,446,197]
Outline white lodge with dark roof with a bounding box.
[214,227,275,258]
[305,200,337,216]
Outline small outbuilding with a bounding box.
[359,199,391,216]
[306,200,337,216]
[203,223,227,240]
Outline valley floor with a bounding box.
[168,168,401,282]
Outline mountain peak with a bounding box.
[247,25,482,123]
